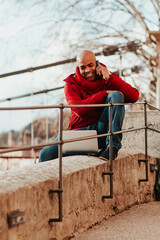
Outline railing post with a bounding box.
[109,103,113,198]
[102,103,114,200]
[144,100,148,161]
[138,100,148,182]
[58,103,63,221]
[49,103,64,224]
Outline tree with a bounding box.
[1,0,160,105]
[1,0,160,143]
[63,0,160,104]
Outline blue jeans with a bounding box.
[39,92,125,162]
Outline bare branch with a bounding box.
[154,0,160,28]
[115,1,137,18]
[151,0,159,15]
[123,0,150,33]
[155,0,160,11]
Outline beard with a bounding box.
[83,70,96,81]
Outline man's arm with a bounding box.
[64,83,108,117]
[106,73,139,103]
[96,63,137,102]
[95,62,139,102]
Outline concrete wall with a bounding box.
[0,153,157,240]
[121,110,160,158]
[0,110,159,240]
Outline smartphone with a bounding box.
[96,60,99,67]
[96,60,111,78]
[96,60,102,77]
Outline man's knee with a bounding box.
[107,91,124,103]
[39,147,47,162]
[39,146,58,162]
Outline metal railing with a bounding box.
[0,101,160,223]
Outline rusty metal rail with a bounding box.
[0,101,160,223]
[0,86,64,103]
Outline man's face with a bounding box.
[78,53,96,81]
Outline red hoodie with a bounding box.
[64,66,139,130]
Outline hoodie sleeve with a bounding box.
[107,73,139,103]
[64,82,108,117]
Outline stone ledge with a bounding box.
[122,110,160,158]
[0,152,157,240]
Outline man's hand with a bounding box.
[96,62,111,81]
[106,90,124,98]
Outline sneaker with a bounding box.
[88,149,104,157]
[99,147,118,161]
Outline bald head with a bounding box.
[76,50,97,81]
[76,50,96,64]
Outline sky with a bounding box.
[0,0,158,134]
[0,0,75,133]
[0,1,114,133]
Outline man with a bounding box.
[39,50,139,162]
